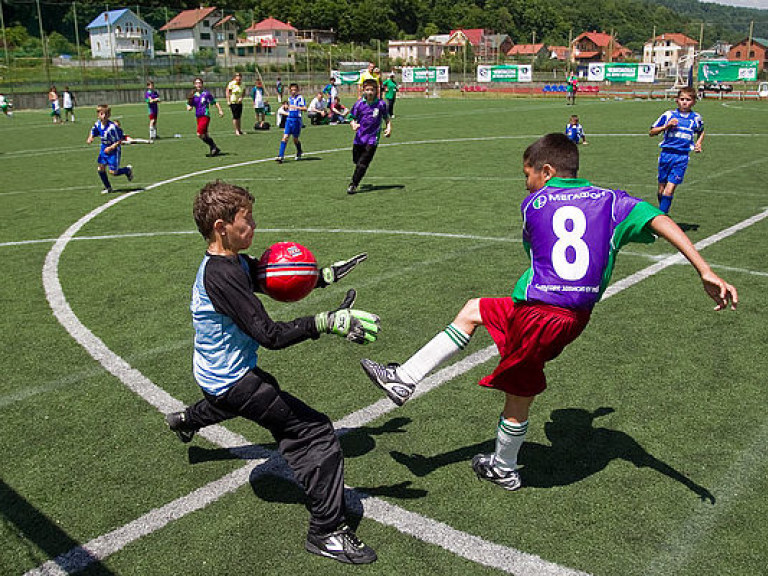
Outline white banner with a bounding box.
[476,64,532,83]
[587,62,655,83]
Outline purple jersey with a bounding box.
[512,178,662,309]
[190,90,216,118]
[145,89,159,115]
[350,98,389,146]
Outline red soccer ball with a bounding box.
[256,242,319,302]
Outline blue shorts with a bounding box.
[98,148,121,172]
[658,150,690,185]
[284,117,302,137]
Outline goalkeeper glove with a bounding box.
[316,253,367,288]
[315,289,380,344]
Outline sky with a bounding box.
[700,0,768,8]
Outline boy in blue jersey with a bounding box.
[346,79,392,195]
[361,133,737,492]
[649,86,704,214]
[86,104,134,194]
[565,115,587,145]
[276,83,306,163]
[165,180,378,564]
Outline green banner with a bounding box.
[698,60,758,82]
[587,62,655,83]
[335,70,363,85]
[476,65,532,83]
[401,66,449,83]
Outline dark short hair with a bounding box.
[523,133,579,177]
[362,78,378,89]
[193,180,254,240]
[289,82,299,89]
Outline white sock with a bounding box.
[494,416,528,471]
[150,127,157,139]
[398,323,471,384]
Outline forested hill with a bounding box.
[5,0,767,51]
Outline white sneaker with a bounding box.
[471,454,522,491]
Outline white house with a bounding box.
[226,18,297,66]
[388,40,444,64]
[643,33,698,78]
[160,6,224,55]
[86,9,155,59]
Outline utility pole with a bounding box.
[72,2,85,84]
[746,20,754,62]
[35,0,51,85]
[566,28,572,76]
[531,30,536,67]
[608,28,614,63]
[0,0,13,99]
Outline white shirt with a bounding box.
[63,91,73,108]
[309,97,327,113]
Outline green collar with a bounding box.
[547,177,591,188]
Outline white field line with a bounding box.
[35,144,768,575]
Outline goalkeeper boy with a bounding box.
[361,133,737,492]
[165,180,378,564]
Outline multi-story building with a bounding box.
[86,9,155,59]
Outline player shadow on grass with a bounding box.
[186,417,412,465]
[353,184,406,194]
[390,407,715,504]
[0,479,117,574]
[676,222,700,232]
[104,186,145,195]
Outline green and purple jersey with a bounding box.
[513,178,662,309]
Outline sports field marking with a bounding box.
[37,144,767,575]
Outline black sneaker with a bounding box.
[471,453,522,491]
[126,165,134,182]
[295,154,302,161]
[210,148,221,157]
[165,411,196,443]
[305,524,377,564]
[360,359,415,406]
[275,156,283,164]
[347,183,358,195]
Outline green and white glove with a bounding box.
[315,289,380,344]
[316,253,368,288]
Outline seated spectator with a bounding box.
[329,97,349,124]
[276,100,289,129]
[307,92,329,125]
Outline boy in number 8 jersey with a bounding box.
[361,133,737,492]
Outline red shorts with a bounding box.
[149,113,158,121]
[196,116,210,135]
[478,298,591,396]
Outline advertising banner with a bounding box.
[587,62,656,83]
[476,64,532,83]
[332,70,364,85]
[698,60,758,82]
[401,66,449,83]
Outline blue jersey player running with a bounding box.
[649,86,704,214]
[276,83,306,163]
[86,104,133,194]
[360,133,737,493]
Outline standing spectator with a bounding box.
[187,77,224,157]
[226,72,246,135]
[357,63,379,98]
[48,85,62,124]
[252,80,269,130]
[144,81,160,141]
[62,86,77,122]
[275,76,284,101]
[566,72,579,105]
[323,77,338,103]
[382,73,399,118]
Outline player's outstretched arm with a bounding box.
[649,215,738,310]
[315,289,380,344]
[316,253,367,288]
